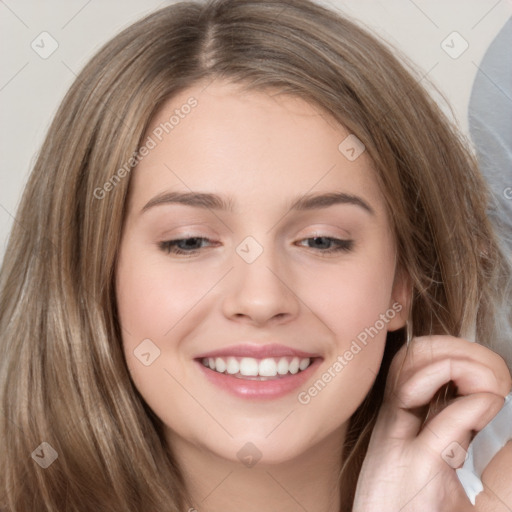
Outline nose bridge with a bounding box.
[221,234,300,324]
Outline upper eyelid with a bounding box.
[161,222,352,239]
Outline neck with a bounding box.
[167,426,346,512]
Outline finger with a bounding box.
[417,392,505,462]
[381,356,509,441]
[389,335,511,389]
[387,357,510,409]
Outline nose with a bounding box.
[221,245,301,327]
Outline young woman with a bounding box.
[1,1,511,510]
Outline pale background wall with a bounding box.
[1,0,511,263]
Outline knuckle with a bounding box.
[392,383,417,407]
[490,355,512,395]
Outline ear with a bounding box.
[387,266,412,332]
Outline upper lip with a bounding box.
[195,343,321,360]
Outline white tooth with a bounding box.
[259,358,277,377]
[226,357,239,374]
[206,355,310,376]
[299,357,310,371]
[215,357,227,373]
[289,357,300,374]
[239,357,259,376]
[277,357,289,375]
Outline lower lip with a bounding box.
[195,358,323,399]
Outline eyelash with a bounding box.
[158,236,354,256]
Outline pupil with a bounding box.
[313,237,329,249]
[182,238,200,249]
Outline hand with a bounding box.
[352,335,512,512]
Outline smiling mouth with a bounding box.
[198,355,316,380]
[195,354,323,399]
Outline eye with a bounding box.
[158,235,354,257]
[296,236,354,254]
[159,237,216,255]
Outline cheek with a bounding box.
[298,253,397,345]
[293,246,397,397]
[115,247,205,421]
[291,259,395,426]
[115,247,212,339]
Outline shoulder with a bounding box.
[474,440,512,511]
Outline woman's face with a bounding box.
[116,80,408,464]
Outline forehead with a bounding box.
[128,80,385,217]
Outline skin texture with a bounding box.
[475,440,512,511]
[115,80,512,511]
[115,80,408,512]
[353,336,512,512]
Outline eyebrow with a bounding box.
[141,191,375,215]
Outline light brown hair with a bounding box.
[1,0,511,510]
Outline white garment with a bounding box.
[457,391,512,503]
